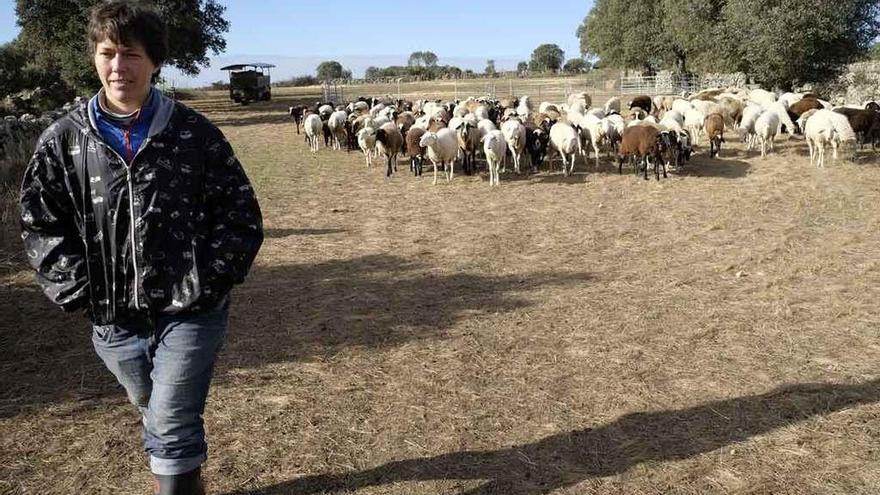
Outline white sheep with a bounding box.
[796,108,820,135]
[747,88,777,108]
[778,92,805,109]
[586,107,605,119]
[474,105,490,121]
[369,103,386,118]
[517,96,533,121]
[482,130,508,186]
[576,113,605,168]
[738,105,763,151]
[549,122,580,176]
[318,104,334,120]
[477,118,497,140]
[303,113,322,152]
[754,109,780,157]
[327,110,348,150]
[767,101,797,135]
[671,98,694,115]
[501,118,527,174]
[357,127,377,167]
[603,96,621,115]
[601,114,625,154]
[684,108,706,146]
[804,109,857,167]
[419,128,460,185]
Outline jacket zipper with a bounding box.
[93,136,152,310]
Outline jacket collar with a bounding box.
[86,86,176,138]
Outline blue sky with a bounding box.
[0,0,593,84]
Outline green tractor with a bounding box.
[220,63,276,105]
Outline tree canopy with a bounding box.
[408,51,439,67]
[563,58,589,74]
[529,44,565,73]
[577,0,880,88]
[14,0,229,92]
[316,61,351,81]
[485,59,496,76]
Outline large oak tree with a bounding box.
[14,0,229,91]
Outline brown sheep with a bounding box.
[405,127,427,176]
[396,112,416,136]
[454,120,481,175]
[427,117,447,133]
[703,113,725,158]
[618,125,664,180]
[788,97,824,118]
[375,122,404,178]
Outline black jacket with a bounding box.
[20,90,263,325]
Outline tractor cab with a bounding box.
[220,63,276,105]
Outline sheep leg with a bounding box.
[807,138,814,167]
[643,156,649,180]
[433,160,439,185]
[447,160,454,182]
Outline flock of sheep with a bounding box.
[287,87,880,185]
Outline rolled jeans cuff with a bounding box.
[150,453,206,475]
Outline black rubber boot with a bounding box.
[153,467,205,495]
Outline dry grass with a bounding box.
[2,91,880,495]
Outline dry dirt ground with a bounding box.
[2,90,880,495]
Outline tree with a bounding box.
[529,44,565,73]
[576,0,664,74]
[14,0,229,92]
[576,0,880,86]
[485,59,496,77]
[408,51,439,67]
[364,66,381,80]
[316,61,347,81]
[718,0,880,89]
[563,58,589,74]
[517,61,528,74]
[0,42,28,97]
[423,51,438,67]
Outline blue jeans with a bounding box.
[91,301,228,475]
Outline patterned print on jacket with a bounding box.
[19,90,263,325]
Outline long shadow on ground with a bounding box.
[225,378,880,495]
[0,255,591,418]
[220,254,592,371]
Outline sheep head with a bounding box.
[419,132,438,148]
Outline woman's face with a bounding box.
[93,38,157,113]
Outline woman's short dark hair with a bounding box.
[87,1,168,67]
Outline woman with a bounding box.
[19,2,263,493]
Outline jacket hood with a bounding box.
[68,87,176,138]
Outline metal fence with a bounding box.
[619,74,749,95]
[326,72,749,104]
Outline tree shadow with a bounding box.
[264,228,348,238]
[0,281,111,419]
[224,378,880,495]
[219,255,592,370]
[672,156,751,179]
[0,255,591,418]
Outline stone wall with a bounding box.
[0,98,81,187]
